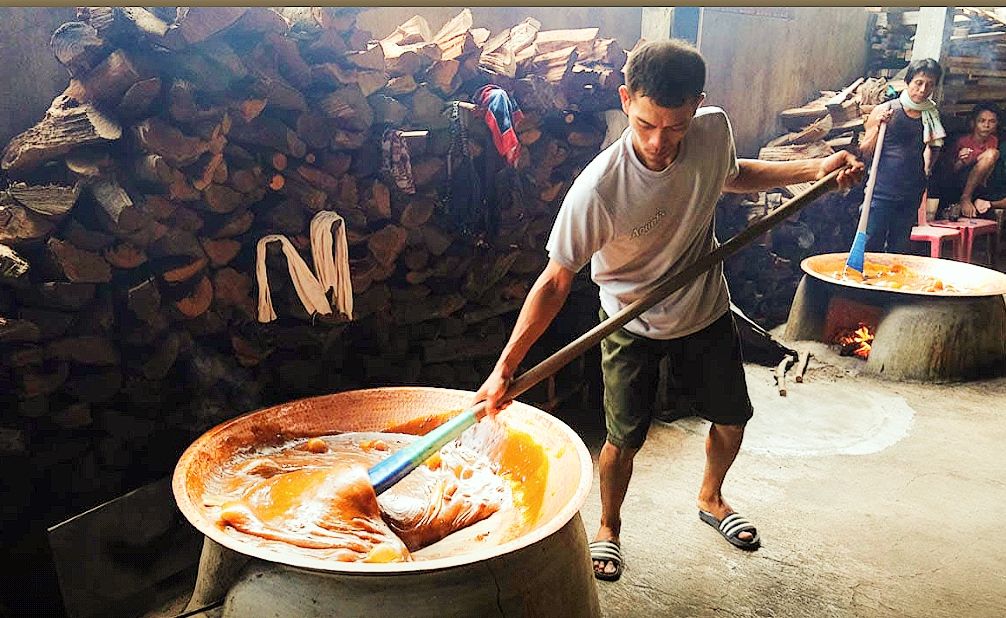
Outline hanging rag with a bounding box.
[380,128,416,195]
[255,235,332,323]
[444,101,487,239]
[899,90,946,147]
[310,210,353,320]
[475,84,524,167]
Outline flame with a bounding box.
[835,323,874,359]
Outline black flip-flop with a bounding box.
[589,540,624,581]
[699,510,761,550]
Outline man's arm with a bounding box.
[473,259,577,414]
[723,150,864,194]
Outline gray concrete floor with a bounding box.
[572,341,1006,618]
[142,341,1006,618]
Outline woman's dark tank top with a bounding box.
[872,100,927,204]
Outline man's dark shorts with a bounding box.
[600,308,754,450]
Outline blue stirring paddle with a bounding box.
[368,168,845,496]
[845,121,888,274]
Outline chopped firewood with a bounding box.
[166,7,247,46]
[2,94,121,173]
[228,116,307,158]
[103,242,147,269]
[0,199,55,245]
[766,116,833,148]
[134,117,209,167]
[161,256,207,283]
[50,21,106,77]
[758,141,835,162]
[200,238,241,267]
[213,267,256,319]
[775,354,794,397]
[47,238,111,283]
[80,49,146,106]
[368,224,408,267]
[173,274,213,318]
[398,197,435,229]
[116,77,161,120]
[0,244,29,279]
[8,182,80,218]
[46,336,119,365]
[779,92,833,132]
[795,351,812,383]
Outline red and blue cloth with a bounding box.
[475,84,524,167]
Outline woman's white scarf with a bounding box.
[899,90,946,147]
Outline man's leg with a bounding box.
[669,312,757,546]
[594,309,660,577]
[696,423,754,544]
[594,441,638,576]
[960,149,1000,216]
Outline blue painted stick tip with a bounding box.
[845,231,868,272]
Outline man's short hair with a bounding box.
[624,39,705,108]
[906,58,943,83]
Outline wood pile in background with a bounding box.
[0,7,627,523]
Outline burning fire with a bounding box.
[834,323,874,359]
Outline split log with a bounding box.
[46,336,119,365]
[211,209,254,238]
[0,244,30,279]
[367,224,408,266]
[162,256,207,283]
[363,180,392,220]
[0,317,41,343]
[266,32,313,89]
[102,242,146,269]
[318,85,374,132]
[127,277,160,323]
[228,116,307,158]
[134,117,210,167]
[383,15,433,47]
[173,274,213,318]
[47,238,112,283]
[344,46,386,73]
[398,196,435,229]
[795,351,812,383]
[8,183,80,218]
[385,75,418,96]
[80,49,146,106]
[200,237,241,267]
[2,94,121,174]
[213,267,256,319]
[202,184,244,214]
[50,21,106,77]
[0,199,55,245]
[432,9,476,61]
[166,7,247,46]
[116,77,162,120]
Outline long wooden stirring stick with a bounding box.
[368,168,845,496]
[844,120,888,275]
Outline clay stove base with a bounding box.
[185,513,599,618]
[785,274,1006,382]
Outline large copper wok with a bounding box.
[801,252,1006,297]
[172,387,593,574]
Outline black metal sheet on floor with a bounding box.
[47,476,203,618]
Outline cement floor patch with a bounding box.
[741,371,916,457]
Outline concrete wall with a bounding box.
[699,7,872,156]
[0,8,75,147]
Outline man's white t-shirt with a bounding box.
[546,106,739,340]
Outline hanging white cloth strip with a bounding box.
[255,234,332,323]
[310,210,353,320]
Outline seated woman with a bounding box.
[932,103,1001,218]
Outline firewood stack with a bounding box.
[942,7,1006,133]
[0,7,627,512]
